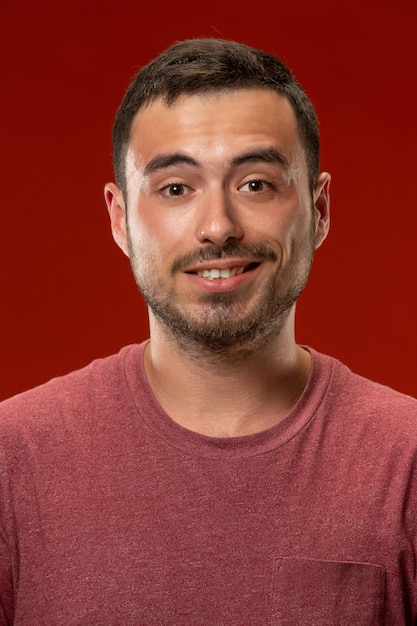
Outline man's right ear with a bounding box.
[104,183,130,257]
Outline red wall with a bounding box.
[1,0,416,400]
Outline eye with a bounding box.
[159,183,189,197]
[239,179,272,193]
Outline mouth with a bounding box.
[190,263,260,280]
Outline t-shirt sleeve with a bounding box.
[0,532,13,625]
[0,473,14,626]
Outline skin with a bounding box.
[105,88,330,437]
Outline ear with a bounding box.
[104,182,129,257]
[313,172,331,250]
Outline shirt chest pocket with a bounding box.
[269,557,385,625]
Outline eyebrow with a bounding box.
[143,153,200,176]
[231,147,291,171]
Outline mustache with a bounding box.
[171,242,278,272]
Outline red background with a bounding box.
[1,0,416,400]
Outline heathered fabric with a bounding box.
[0,342,416,625]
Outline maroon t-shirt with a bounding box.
[0,343,416,624]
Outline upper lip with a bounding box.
[184,258,260,274]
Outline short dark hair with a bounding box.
[112,38,320,196]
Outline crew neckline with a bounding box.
[121,342,336,459]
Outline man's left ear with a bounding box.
[313,172,331,250]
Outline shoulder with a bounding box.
[0,344,145,435]
[310,348,417,433]
[312,348,416,405]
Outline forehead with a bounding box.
[126,88,305,172]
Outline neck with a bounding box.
[144,311,311,437]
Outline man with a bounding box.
[0,38,416,625]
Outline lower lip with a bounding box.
[185,266,260,293]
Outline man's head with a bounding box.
[105,40,330,359]
[112,38,320,198]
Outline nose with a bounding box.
[196,189,244,246]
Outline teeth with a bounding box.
[197,267,245,279]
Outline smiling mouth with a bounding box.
[193,263,260,280]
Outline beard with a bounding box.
[127,230,316,360]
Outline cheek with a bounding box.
[141,207,197,254]
[127,216,178,272]
[269,211,315,264]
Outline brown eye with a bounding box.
[159,183,190,198]
[168,184,185,196]
[248,181,263,192]
[240,179,271,193]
